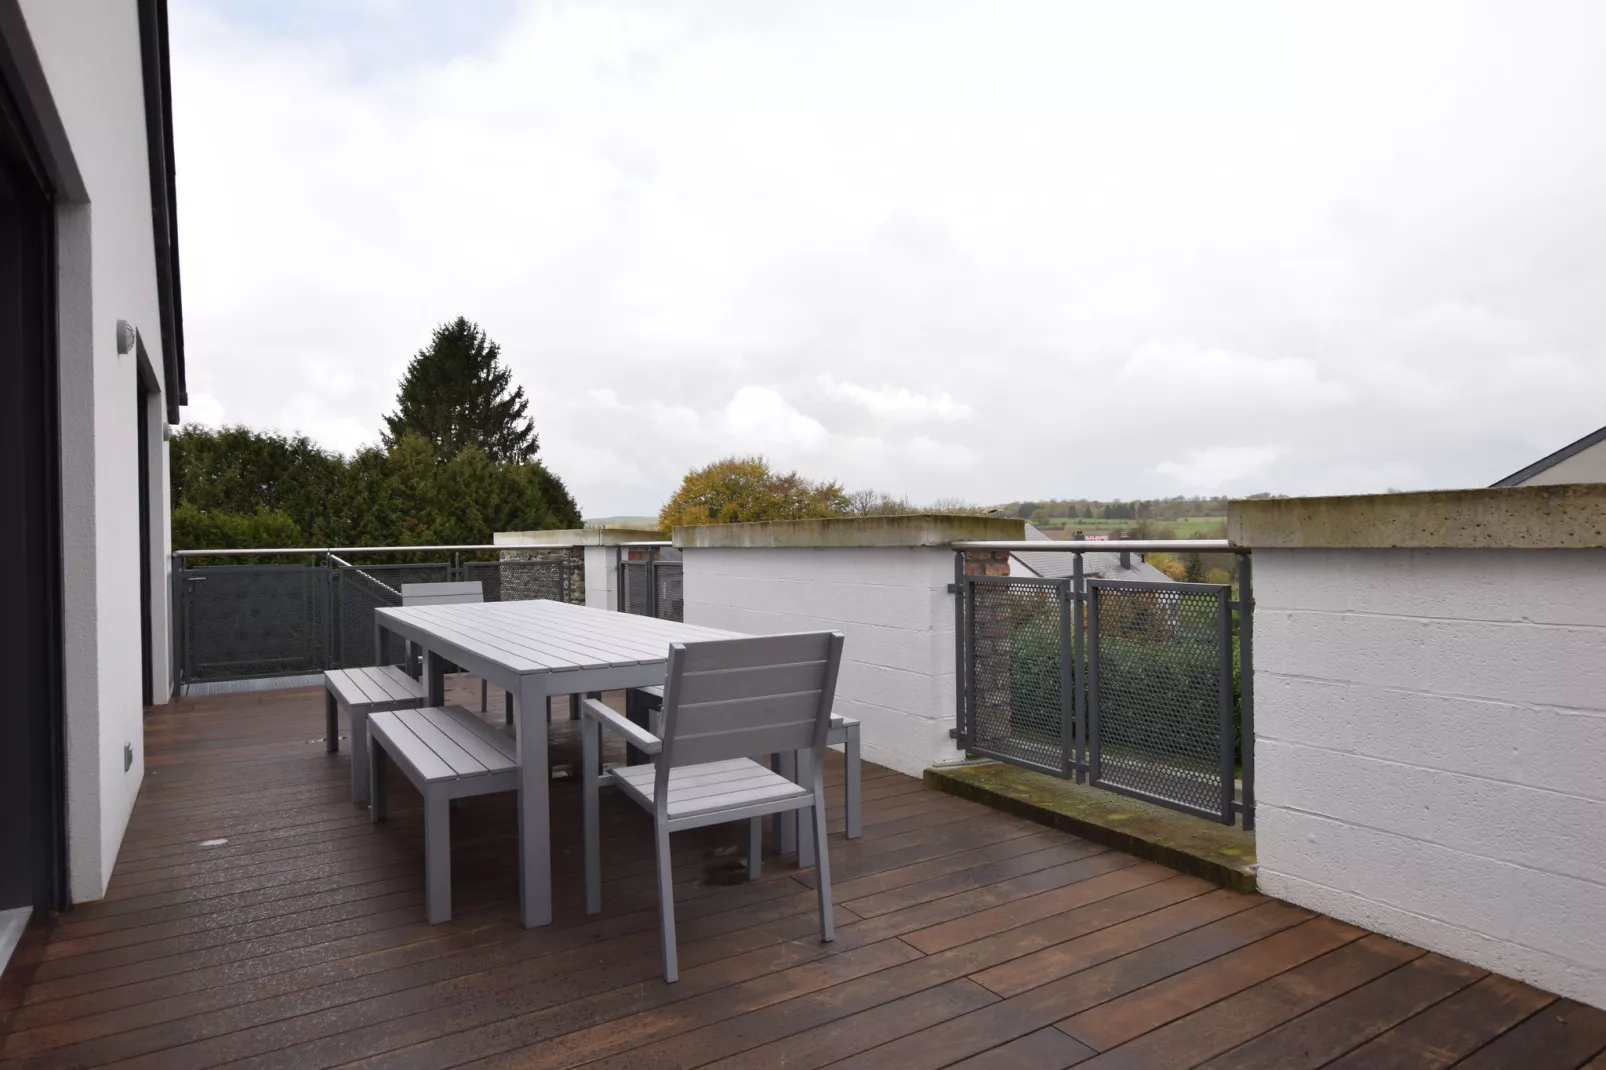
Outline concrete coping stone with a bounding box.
[1228,482,1606,550]
[671,513,1027,549]
[495,528,667,547]
[924,762,1258,893]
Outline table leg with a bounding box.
[373,622,387,666]
[423,649,446,706]
[516,674,553,928]
[773,751,798,857]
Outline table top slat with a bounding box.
[375,600,745,679]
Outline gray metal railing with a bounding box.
[172,545,584,688]
[950,540,1254,829]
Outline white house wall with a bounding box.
[1253,547,1606,1010]
[20,0,171,901]
[683,546,966,778]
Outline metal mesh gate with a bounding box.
[180,565,330,680]
[964,577,1072,776]
[619,554,683,622]
[956,562,1248,826]
[1087,580,1235,822]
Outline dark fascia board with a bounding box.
[0,0,88,200]
[138,0,185,423]
[1491,424,1606,487]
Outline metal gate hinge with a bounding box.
[947,583,961,594]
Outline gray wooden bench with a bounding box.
[633,684,861,845]
[325,666,428,803]
[367,705,519,923]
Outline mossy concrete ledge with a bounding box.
[1229,483,1606,550]
[924,762,1258,893]
[673,513,1026,549]
[495,527,666,547]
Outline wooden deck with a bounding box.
[2,682,1604,1069]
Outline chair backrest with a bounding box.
[400,581,484,606]
[656,632,845,775]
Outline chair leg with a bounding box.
[811,792,834,943]
[655,820,678,983]
[425,789,451,923]
[845,728,862,840]
[325,691,338,752]
[369,736,387,822]
[351,709,370,804]
[795,749,816,869]
[582,716,602,915]
[481,678,488,712]
[748,817,763,881]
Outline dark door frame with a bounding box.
[136,336,158,708]
[0,59,66,912]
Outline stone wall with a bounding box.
[495,546,585,604]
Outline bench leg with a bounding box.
[369,735,387,822]
[325,691,338,753]
[425,788,451,923]
[350,708,370,804]
[481,678,488,712]
[748,817,762,881]
[845,728,862,840]
[795,748,816,869]
[655,819,678,982]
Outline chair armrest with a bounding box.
[580,697,661,755]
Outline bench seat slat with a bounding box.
[392,708,490,777]
[416,706,515,772]
[369,712,457,782]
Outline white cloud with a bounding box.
[723,386,829,451]
[1156,447,1281,489]
[818,376,973,421]
[170,1,1606,512]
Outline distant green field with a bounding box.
[1034,516,1227,537]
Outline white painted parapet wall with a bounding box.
[674,515,1026,778]
[1231,483,1606,1011]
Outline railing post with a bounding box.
[1071,552,1087,783]
[1238,553,1255,831]
[1057,577,1074,777]
[952,550,967,747]
[646,547,659,619]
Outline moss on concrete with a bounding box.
[924,761,1259,893]
[1228,483,1606,550]
[495,527,666,546]
[673,514,1026,549]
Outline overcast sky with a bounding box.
[171,0,1606,517]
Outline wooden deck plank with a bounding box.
[0,680,1585,1070]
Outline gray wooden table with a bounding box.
[372,599,744,928]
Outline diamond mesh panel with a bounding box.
[180,566,329,681]
[333,563,450,668]
[1089,581,1231,821]
[463,559,573,603]
[965,579,1070,775]
[653,563,684,622]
